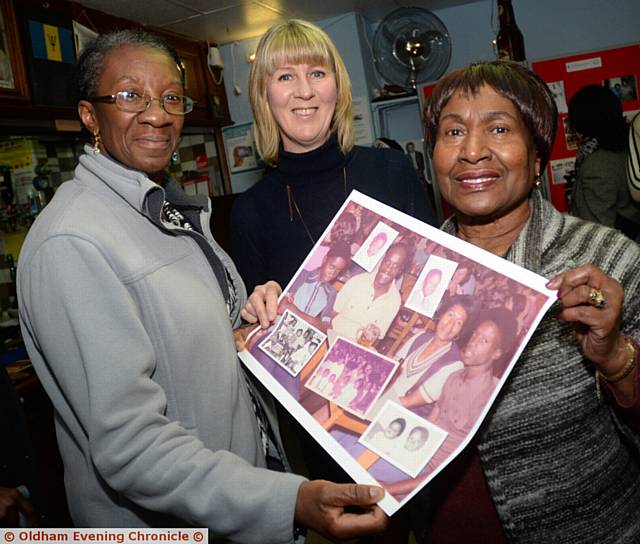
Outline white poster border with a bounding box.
[239,190,556,515]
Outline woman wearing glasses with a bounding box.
[17,30,386,541]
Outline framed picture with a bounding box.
[222,122,264,174]
[604,74,638,102]
[0,0,29,101]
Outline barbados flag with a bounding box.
[29,20,75,63]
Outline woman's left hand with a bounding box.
[547,264,627,373]
[240,280,282,329]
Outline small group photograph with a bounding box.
[258,309,326,377]
[562,116,580,150]
[359,400,447,478]
[404,254,458,318]
[352,221,400,272]
[604,74,638,101]
[304,337,398,418]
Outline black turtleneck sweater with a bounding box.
[231,136,436,292]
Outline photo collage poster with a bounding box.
[239,191,556,515]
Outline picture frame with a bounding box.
[222,122,264,174]
[0,0,30,101]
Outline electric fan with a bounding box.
[373,7,452,92]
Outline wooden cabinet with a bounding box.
[9,364,73,526]
[0,0,231,128]
[0,0,30,104]
[163,33,232,127]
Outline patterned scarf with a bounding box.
[161,201,238,318]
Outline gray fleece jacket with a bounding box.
[17,148,305,542]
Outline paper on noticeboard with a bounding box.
[352,96,374,146]
[239,190,555,515]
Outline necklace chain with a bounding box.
[287,168,347,245]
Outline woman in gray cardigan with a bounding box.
[418,60,640,544]
[247,61,640,543]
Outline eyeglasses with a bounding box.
[88,91,195,115]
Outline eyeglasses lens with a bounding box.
[114,93,193,115]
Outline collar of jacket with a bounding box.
[76,144,209,224]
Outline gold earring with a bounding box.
[93,130,101,155]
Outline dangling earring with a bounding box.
[171,150,179,164]
[534,172,542,188]
[93,130,102,155]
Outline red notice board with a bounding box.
[532,44,640,212]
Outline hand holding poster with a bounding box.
[239,191,555,515]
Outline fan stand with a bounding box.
[396,35,427,91]
[409,58,420,91]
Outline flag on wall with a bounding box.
[29,20,75,63]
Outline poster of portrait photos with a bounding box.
[239,191,556,515]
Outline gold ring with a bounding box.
[588,287,606,308]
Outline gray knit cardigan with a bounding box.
[439,190,640,543]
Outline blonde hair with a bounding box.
[249,19,354,165]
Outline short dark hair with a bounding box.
[326,240,352,262]
[73,29,185,102]
[424,60,558,171]
[435,294,482,344]
[568,84,627,151]
[476,307,518,358]
[389,417,407,433]
[383,241,410,270]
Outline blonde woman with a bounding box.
[231,19,436,292]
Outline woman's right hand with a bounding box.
[240,280,282,328]
[295,480,387,540]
